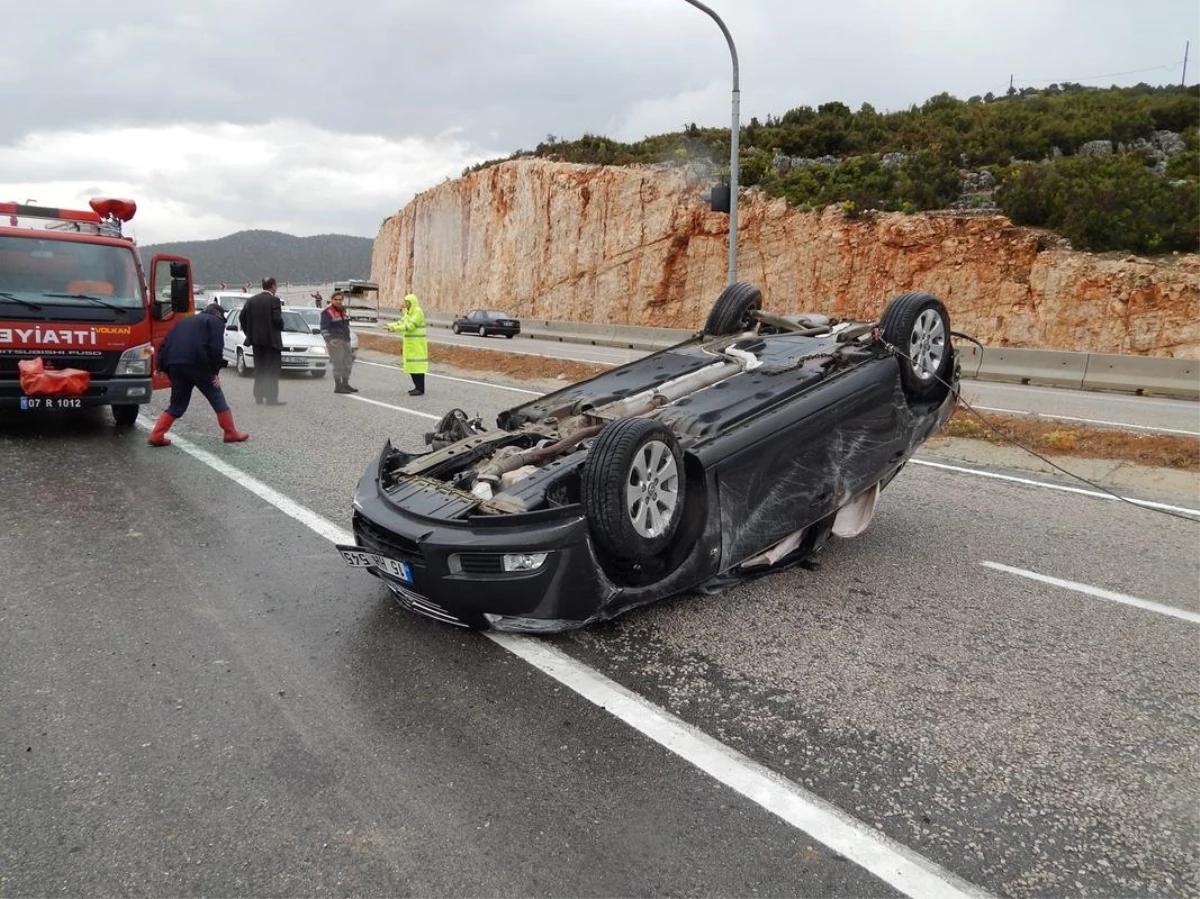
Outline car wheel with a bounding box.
[236,349,250,377]
[582,418,686,560]
[504,333,514,339]
[703,281,763,336]
[478,326,487,337]
[879,292,953,400]
[111,404,138,427]
[451,324,460,335]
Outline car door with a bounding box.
[222,316,242,365]
[147,256,194,390]
[711,362,906,568]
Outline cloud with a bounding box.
[1,0,1193,241]
[611,82,733,143]
[0,121,501,243]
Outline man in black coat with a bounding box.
[147,303,249,446]
[238,276,286,405]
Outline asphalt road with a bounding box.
[2,355,1197,898]
[419,325,1200,438]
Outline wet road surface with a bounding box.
[1,354,1196,898]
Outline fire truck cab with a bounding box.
[0,198,195,426]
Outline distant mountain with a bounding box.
[140,230,373,285]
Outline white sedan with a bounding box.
[222,308,333,378]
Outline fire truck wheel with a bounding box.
[111,404,139,427]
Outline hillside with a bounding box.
[141,230,373,285]
[467,83,1199,255]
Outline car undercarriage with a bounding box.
[341,284,960,631]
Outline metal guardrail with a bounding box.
[378,309,1199,400]
[382,310,692,351]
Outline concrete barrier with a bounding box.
[953,341,983,378]
[519,319,692,350]
[386,309,1198,399]
[972,347,1089,390]
[1082,353,1200,400]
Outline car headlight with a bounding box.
[310,346,328,356]
[116,342,153,376]
[502,552,548,572]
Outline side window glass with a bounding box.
[152,260,173,319]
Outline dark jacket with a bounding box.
[320,304,352,342]
[238,290,284,350]
[158,311,226,375]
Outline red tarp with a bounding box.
[18,357,91,396]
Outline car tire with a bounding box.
[504,333,514,339]
[703,281,763,336]
[879,292,953,401]
[111,404,138,427]
[451,324,460,334]
[236,349,250,377]
[478,326,487,337]
[582,418,686,560]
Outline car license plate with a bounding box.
[283,355,306,364]
[20,397,83,410]
[338,547,411,582]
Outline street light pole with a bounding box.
[680,0,739,285]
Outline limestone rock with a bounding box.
[372,159,1199,358]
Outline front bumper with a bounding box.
[339,449,612,631]
[0,377,152,408]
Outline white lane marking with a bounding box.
[910,459,1200,518]
[971,406,1200,438]
[135,417,352,544]
[491,633,991,899]
[981,561,1200,624]
[357,360,541,395]
[347,394,441,421]
[134,416,991,899]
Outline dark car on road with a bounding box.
[451,309,521,338]
[338,283,960,632]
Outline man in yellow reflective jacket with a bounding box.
[386,293,428,395]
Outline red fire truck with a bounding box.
[0,198,194,426]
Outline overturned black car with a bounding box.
[337,284,960,632]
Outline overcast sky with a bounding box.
[1,0,1194,243]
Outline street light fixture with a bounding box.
[680,0,740,285]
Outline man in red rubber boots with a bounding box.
[147,302,249,446]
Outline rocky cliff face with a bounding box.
[372,159,1199,357]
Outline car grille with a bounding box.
[458,554,504,574]
[353,512,422,559]
[385,582,469,628]
[0,351,119,380]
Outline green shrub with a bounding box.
[996,154,1199,253]
[1166,149,1199,180]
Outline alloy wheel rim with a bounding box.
[625,440,680,538]
[908,309,946,382]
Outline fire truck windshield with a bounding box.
[0,235,141,309]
